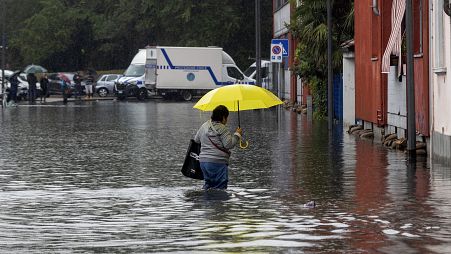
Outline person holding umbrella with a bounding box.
[7,71,21,106]
[190,84,283,189]
[39,74,49,102]
[27,71,38,103]
[194,105,242,190]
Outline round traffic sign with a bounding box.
[272,45,282,55]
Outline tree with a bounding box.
[6,0,273,72]
[289,0,353,118]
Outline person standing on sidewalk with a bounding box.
[39,74,49,102]
[194,105,242,190]
[27,72,38,103]
[73,72,83,100]
[7,71,20,106]
[60,77,69,104]
[84,73,94,99]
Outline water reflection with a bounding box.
[0,101,450,253]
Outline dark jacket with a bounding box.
[40,77,49,91]
[85,74,95,85]
[27,73,38,87]
[73,74,81,84]
[9,74,19,90]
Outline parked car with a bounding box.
[96,74,122,97]
[0,70,13,80]
[2,71,38,101]
[47,73,74,97]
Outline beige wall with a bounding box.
[431,4,451,136]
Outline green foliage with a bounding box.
[4,0,273,72]
[309,76,327,120]
[289,0,353,119]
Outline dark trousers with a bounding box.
[29,85,37,102]
[41,89,48,101]
[8,88,17,103]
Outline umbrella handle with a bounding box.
[239,138,249,149]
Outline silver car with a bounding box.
[96,74,122,97]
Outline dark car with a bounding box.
[47,73,75,97]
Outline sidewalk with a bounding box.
[41,96,116,104]
[3,96,116,107]
[2,94,164,107]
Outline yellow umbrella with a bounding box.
[193,84,283,113]
[193,84,283,148]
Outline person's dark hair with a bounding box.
[211,105,229,122]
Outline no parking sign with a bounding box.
[270,44,283,63]
[270,39,289,63]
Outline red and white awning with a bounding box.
[382,0,406,74]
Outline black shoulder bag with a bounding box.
[181,139,204,180]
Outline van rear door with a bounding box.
[145,47,157,89]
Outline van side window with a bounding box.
[227,67,244,80]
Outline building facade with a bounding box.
[354,0,430,142]
[430,0,451,162]
[273,0,302,103]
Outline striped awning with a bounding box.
[382,0,406,74]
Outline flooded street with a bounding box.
[1,101,451,253]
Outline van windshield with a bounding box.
[243,66,256,78]
[124,64,145,77]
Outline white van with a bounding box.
[115,50,149,100]
[243,60,271,89]
[115,46,255,101]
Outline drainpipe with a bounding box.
[406,0,416,157]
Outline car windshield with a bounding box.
[124,64,145,77]
[243,66,256,77]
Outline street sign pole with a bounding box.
[1,0,6,108]
[255,0,262,87]
[327,0,333,130]
[271,39,289,99]
[406,0,416,157]
[270,43,283,98]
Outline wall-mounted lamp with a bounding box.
[372,0,380,16]
[444,0,451,16]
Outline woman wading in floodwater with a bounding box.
[194,105,242,190]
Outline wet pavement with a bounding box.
[0,100,451,253]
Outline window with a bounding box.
[275,0,288,10]
[100,76,107,81]
[434,0,446,72]
[415,0,424,54]
[227,67,244,80]
[124,64,145,77]
[106,75,117,81]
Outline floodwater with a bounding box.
[0,100,450,253]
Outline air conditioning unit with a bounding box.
[445,0,451,16]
